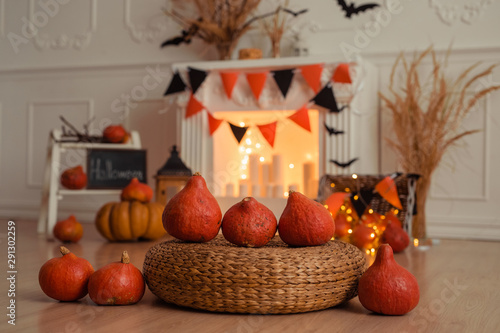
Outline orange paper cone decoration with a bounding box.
[325,192,349,219]
[288,105,311,132]
[257,121,277,148]
[220,72,240,99]
[375,176,403,210]
[207,112,223,136]
[246,72,268,101]
[300,64,324,93]
[185,94,204,118]
[332,63,352,83]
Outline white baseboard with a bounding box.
[427,215,500,241]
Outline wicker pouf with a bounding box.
[143,235,366,314]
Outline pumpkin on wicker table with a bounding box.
[95,178,166,241]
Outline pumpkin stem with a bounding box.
[243,197,252,202]
[59,246,71,256]
[193,172,201,177]
[121,251,130,264]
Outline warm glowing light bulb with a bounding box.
[324,205,329,209]
[330,183,335,188]
[394,209,399,214]
[340,205,346,211]
[365,249,370,255]
[256,143,261,148]
[284,191,289,197]
[368,209,374,214]
[348,229,353,234]
[289,163,294,169]
[370,233,375,238]
[240,122,245,127]
[245,148,252,154]
[242,159,248,165]
[241,174,247,179]
[370,248,375,253]
[346,216,353,222]
[241,165,247,170]
[414,238,419,247]
[239,146,245,152]
[353,195,359,200]
[346,208,352,214]
[259,157,265,162]
[352,173,358,179]
[245,138,252,145]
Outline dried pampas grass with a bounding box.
[380,46,500,239]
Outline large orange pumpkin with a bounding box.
[95,201,165,241]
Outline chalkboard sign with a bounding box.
[87,149,147,189]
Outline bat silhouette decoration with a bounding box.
[161,21,200,48]
[336,0,380,18]
[324,123,345,136]
[330,158,359,168]
[282,8,309,17]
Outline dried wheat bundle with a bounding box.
[379,46,500,239]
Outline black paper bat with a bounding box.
[282,8,309,17]
[337,0,379,18]
[330,157,358,168]
[161,21,200,48]
[324,123,345,136]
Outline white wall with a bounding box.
[1,0,499,240]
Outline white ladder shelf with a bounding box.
[37,129,142,239]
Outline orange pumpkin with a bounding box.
[95,201,165,241]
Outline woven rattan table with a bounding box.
[143,235,366,314]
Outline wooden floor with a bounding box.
[2,219,500,333]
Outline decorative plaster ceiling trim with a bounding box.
[124,0,171,43]
[429,0,495,25]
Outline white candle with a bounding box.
[272,154,284,185]
[260,163,270,185]
[249,154,260,185]
[289,183,299,193]
[225,183,235,197]
[239,182,249,197]
[309,179,319,199]
[273,184,284,198]
[265,184,274,198]
[303,162,315,197]
[251,184,261,197]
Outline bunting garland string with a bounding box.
[162,62,358,145]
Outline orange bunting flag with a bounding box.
[185,94,204,119]
[206,112,224,136]
[300,64,324,93]
[220,72,240,99]
[245,72,268,101]
[288,105,311,132]
[332,63,352,83]
[325,192,349,219]
[375,176,403,210]
[257,121,278,148]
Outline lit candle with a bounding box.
[249,154,259,185]
[225,183,235,197]
[272,154,284,185]
[251,184,261,197]
[239,181,249,197]
[303,162,315,197]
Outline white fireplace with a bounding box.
[168,56,380,212]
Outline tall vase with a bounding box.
[215,41,238,60]
[412,175,431,240]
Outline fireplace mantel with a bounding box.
[167,55,380,198]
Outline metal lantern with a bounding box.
[154,145,192,205]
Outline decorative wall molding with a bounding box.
[124,0,171,43]
[429,0,495,25]
[26,99,94,188]
[0,0,5,38]
[428,215,500,240]
[28,0,97,51]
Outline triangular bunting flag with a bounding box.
[220,72,240,99]
[164,71,187,96]
[271,69,294,98]
[311,83,341,112]
[350,189,375,218]
[229,122,249,144]
[188,67,208,94]
[185,94,204,119]
[206,112,223,136]
[288,105,311,132]
[257,121,278,148]
[332,63,352,83]
[375,175,403,210]
[325,192,349,219]
[300,64,323,93]
[246,72,268,101]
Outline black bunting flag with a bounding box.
[271,69,295,98]
[311,83,344,113]
[351,189,375,218]
[228,122,249,144]
[188,67,208,94]
[164,71,187,96]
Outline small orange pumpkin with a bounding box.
[53,215,83,243]
[95,201,165,241]
[60,165,87,190]
[120,178,153,203]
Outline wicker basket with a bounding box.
[317,174,411,226]
[143,235,366,314]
